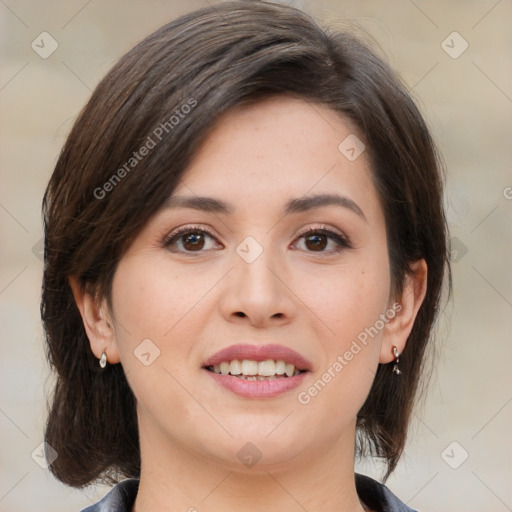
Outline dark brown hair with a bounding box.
[41,0,452,487]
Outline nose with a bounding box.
[218,244,296,328]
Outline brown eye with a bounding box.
[163,227,220,253]
[294,227,351,254]
[181,231,206,251]
[304,232,328,251]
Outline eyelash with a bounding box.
[162,224,352,255]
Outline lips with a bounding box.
[202,344,311,398]
[202,343,312,371]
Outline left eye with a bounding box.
[163,226,350,254]
[292,227,350,253]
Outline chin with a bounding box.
[203,420,313,470]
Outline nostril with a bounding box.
[235,312,246,317]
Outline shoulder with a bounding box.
[355,473,418,512]
[79,479,139,512]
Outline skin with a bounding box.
[71,96,427,512]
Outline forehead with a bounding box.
[171,96,381,222]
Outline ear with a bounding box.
[68,275,121,365]
[379,259,428,363]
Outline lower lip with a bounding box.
[203,369,309,398]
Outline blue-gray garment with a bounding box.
[80,473,418,511]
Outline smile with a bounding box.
[202,343,311,398]
[205,359,305,379]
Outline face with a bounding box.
[106,96,395,472]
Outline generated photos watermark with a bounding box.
[297,301,402,405]
[93,98,197,200]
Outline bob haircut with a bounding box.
[41,0,452,488]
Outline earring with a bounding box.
[392,346,401,375]
[99,350,107,369]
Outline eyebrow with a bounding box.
[164,193,367,222]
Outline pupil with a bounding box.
[307,234,326,251]
[184,233,203,250]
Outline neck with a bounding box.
[132,418,369,512]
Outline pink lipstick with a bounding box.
[202,343,311,398]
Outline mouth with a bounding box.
[201,344,311,398]
[204,359,307,380]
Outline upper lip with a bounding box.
[202,344,312,371]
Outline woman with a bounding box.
[41,1,452,511]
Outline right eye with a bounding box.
[162,226,223,254]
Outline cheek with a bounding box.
[298,245,390,412]
[109,255,202,421]
[296,273,389,432]
[110,253,210,346]
[317,255,391,351]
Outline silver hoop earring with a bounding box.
[392,346,401,375]
[99,351,108,369]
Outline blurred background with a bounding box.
[1,0,511,510]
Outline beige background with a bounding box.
[1,0,511,511]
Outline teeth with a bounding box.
[241,360,258,375]
[275,360,286,374]
[258,359,276,376]
[238,375,278,381]
[208,358,304,378]
[229,359,242,375]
